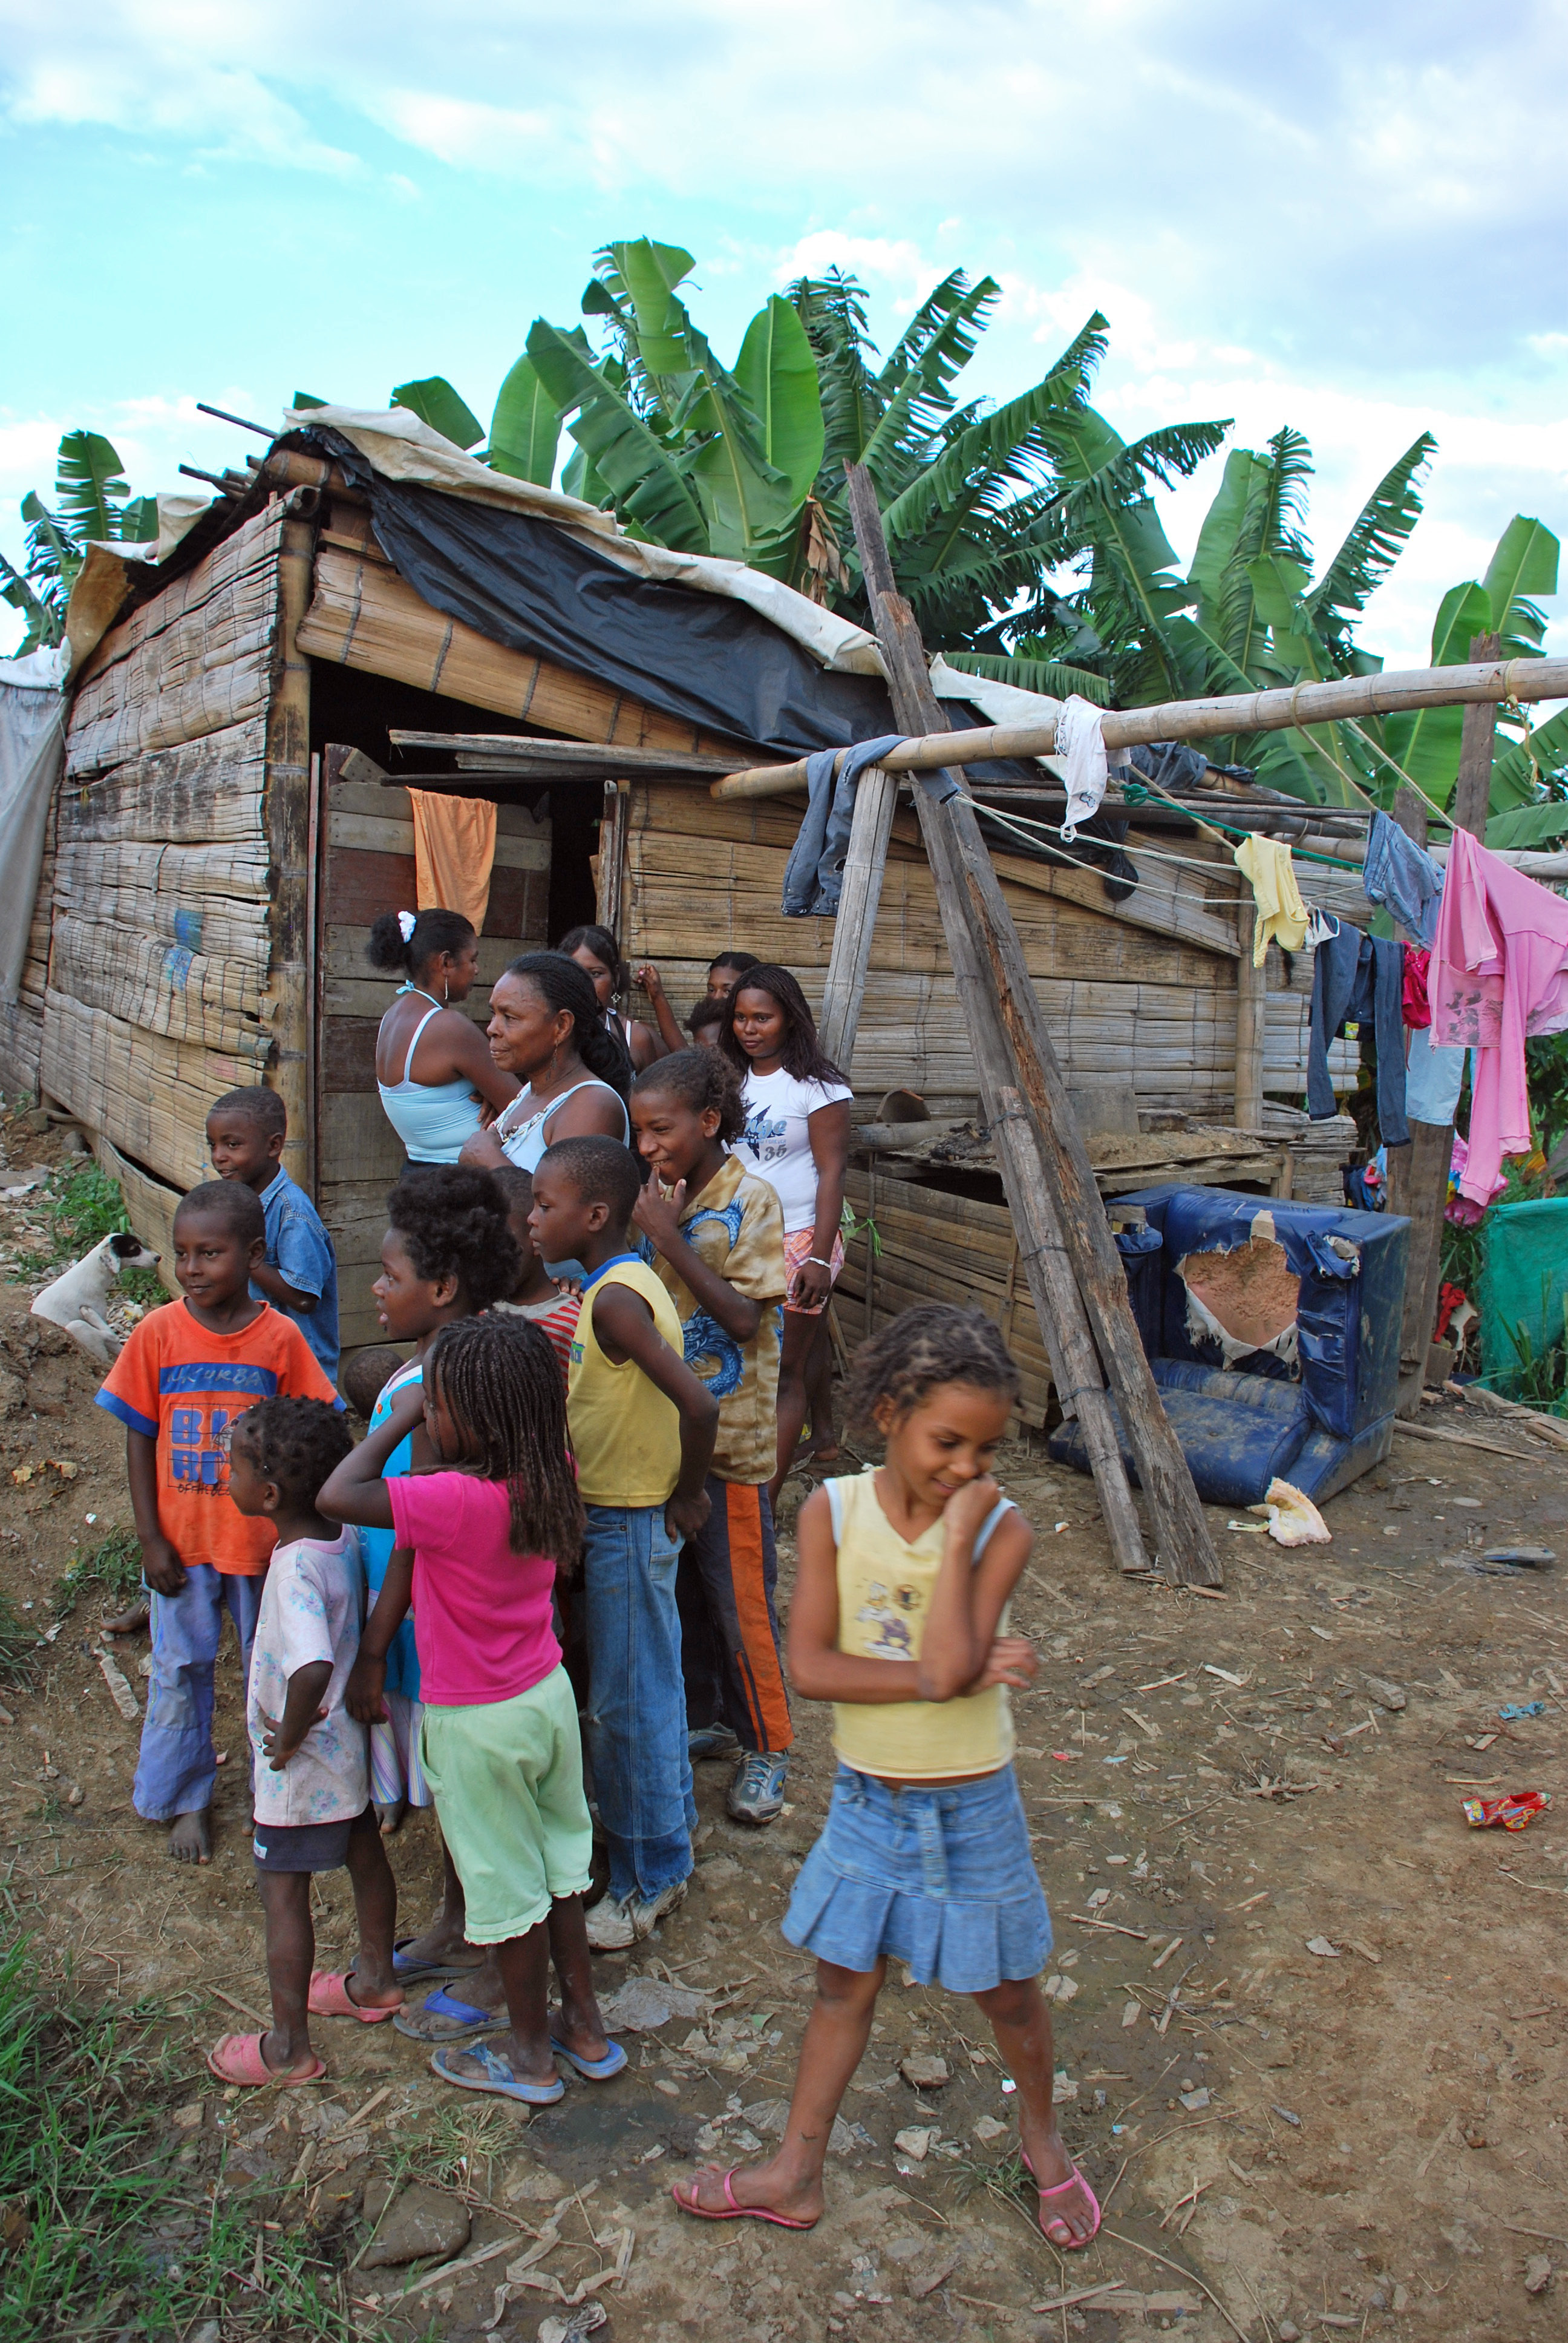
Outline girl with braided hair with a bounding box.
[674,1303,1099,2250]
[324,1314,620,2107]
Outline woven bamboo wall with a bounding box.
[617,781,1324,1113]
[316,753,552,1348]
[45,514,290,1219]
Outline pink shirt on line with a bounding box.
[388,1472,560,1708]
[1429,829,1568,1205]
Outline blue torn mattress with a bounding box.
[1048,1185,1410,1506]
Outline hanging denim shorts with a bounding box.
[782,1761,1051,1994]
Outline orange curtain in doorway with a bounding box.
[408,791,497,936]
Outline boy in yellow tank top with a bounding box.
[529,1138,719,1952]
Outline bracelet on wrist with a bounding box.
[805,1256,834,1271]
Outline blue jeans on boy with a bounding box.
[132,1564,264,1821]
[581,1502,694,1905]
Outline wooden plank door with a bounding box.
[315,745,552,1351]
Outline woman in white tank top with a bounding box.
[368,908,520,1167]
[460,952,631,1176]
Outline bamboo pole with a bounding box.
[264,499,317,1192]
[1233,896,1265,1130]
[712,655,1568,801]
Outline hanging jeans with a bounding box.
[1307,925,1410,1147]
[580,1502,695,1906]
[132,1564,264,1821]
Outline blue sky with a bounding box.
[4,0,1566,668]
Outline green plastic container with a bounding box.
[1479,1196,1568,1398]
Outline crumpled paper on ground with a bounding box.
[1248,1478,1331,1547]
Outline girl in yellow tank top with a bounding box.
[673,1304,1100,2252]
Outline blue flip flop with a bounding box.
[391,1936,477,1984]
[393,1988,507,2044]
[550,2034,628,2082]
[430,2040,565,2105]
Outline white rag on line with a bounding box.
[1054,695,1108,841]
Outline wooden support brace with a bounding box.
[1390,634,1498,1415]
[844,465,1220,1585]
[818,764,898,1075]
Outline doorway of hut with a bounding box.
[308,661,603,1349]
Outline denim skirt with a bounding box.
[782,1761,1051,1993]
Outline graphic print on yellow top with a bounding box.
[828,1468,1016,1781]
[566,1256,685,1507]
[651,1152,786,1487]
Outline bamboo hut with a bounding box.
[27,409,1359,1387]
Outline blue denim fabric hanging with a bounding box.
[781,735,906,917]
[1308,923,1410,1147]
[1364,810,1444,946]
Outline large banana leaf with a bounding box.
[941,648,1112,704]
[876,270,998,403]
[391,378,483,451]
[1382,578,1494,801]
[526,320,709,552]
[489,355,562,486]
[1482,513,1558,657]
[54,431,131,543]
[733,297,824,505]
[593,240,697,384]
[789,271,880,480]
[881,315,1109,549]
[117,496,158,543]
[859,275,1001,497]
[1488,703,1568,816]
[0,554,60,653]
[685,355,800,572]
[1488,798,1568,848]
[1302,433,1434,648]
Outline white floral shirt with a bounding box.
[247,1527,370,1827]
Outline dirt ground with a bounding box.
[2,1171,1566,2341]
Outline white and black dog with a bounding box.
[31,1231,162,1365]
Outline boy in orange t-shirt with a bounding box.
[97,1182,340,1864]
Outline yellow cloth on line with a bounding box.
[408,790,496,935]
[1234,834,1308,966]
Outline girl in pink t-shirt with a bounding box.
[321,1314,623,2105]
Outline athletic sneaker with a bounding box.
[688,1723,742,1762]
[583,1878,688,1951]
[727,1750,789,1825]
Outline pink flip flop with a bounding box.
[672,2168,818,2230]
[205,2032,326,2088]
[1022,2149,1102,2248]
[307,1970,403,2024]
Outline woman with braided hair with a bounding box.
[325,1313,621,2106]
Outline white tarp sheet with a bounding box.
[0,646,66,1003]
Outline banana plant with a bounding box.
[1384,512,1561,821]
[524,239,823,577]
[1,431,155,655]
[1158,428,1437,804]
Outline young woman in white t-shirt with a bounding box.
[725,965,852,1505]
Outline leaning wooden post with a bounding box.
[264,493,318,1194]
[1387,635,1499,1411]
[844,465,1220,1585]
[1233,894,1266,1129]
[818,764,898,1075]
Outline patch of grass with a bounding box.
[0,1592,40,1688]
[417,2099,511,2193]
[0,1936,400,2341]
[51,1526,143,1622]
